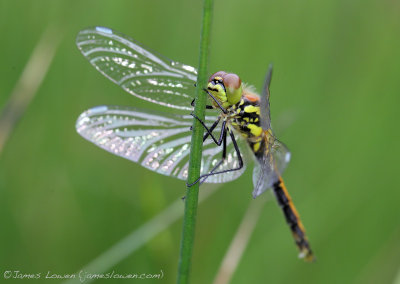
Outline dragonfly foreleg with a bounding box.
[191,113,225,145]
[204,89,228,114]
[187,129,243,187]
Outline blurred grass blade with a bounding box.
[213,198,267,284]
[63,186,220,284]
[394,269,400,284]
[0,26,61,154]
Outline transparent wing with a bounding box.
[76,26,197,111]
[270,138,291,176]
[252,135,291,197]
[259,64,273,131]
[76,106,246,183]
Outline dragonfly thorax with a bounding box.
[227,92,265,154]
[207,71,242,108]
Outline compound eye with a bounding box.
[222,73,241,91]
[208,71,227,82]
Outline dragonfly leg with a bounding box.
[204,88,228,114]
[187,129,243,187]
[191,113,225,145]
[199,128,228,184]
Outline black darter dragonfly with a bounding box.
[76,26,314,261]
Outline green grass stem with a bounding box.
[177,0,214,283]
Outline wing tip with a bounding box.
[75,105,108,135]
[95,26,113,34]
[252,187,266,199]
[76,26,114,49]
[75,111,90,135]
[77,26,113,36]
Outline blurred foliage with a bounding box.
[0,0,399,283]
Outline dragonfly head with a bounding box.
[207,71,242,108]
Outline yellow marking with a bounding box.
[239,99,244,106]
[244,105,260,114]
[236,108,241,114]
[240,132,248,138]
[240,121,245,126]
[243,117,249,122]
[247,124,262,137]
[231,121,238,126]
[253,142,261,152]
[254,117,259,122]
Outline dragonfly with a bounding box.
[75,26,314,261]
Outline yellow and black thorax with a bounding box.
[228,92,268,155]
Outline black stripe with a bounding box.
[273,181,297,226]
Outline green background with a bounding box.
[1,0,399,283]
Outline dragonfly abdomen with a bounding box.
[272,177,314,261]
